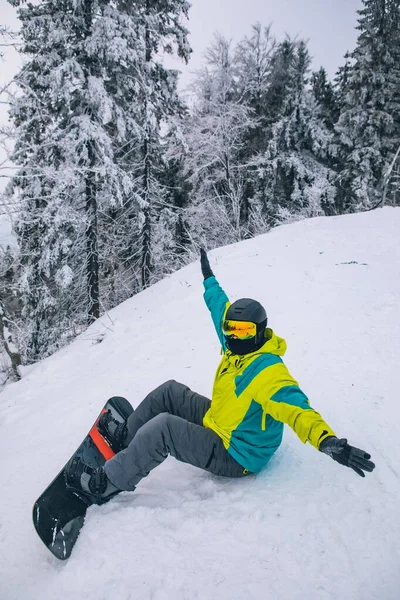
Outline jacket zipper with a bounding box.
[261,410,267,431]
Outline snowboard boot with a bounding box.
[97,409,128,453]
[64,456,121,505]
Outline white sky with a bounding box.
[177,0,362,83]
[0,0,363,193]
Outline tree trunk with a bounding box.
[141,135,152,288]
[86,140,99,323]
[141,11,152,289]
[83,0,99,323]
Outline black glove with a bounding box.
[200,248,214,280]
[319,436,375,478]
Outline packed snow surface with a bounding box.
[1,208,399,600]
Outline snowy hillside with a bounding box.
[1,208,399,600]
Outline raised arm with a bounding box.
[200,249,230,349]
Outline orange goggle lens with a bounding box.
[222,320,257,340]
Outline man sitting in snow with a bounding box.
[66,249,375,504]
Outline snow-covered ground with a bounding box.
[0,208,399,600]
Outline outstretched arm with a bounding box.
[200,249,230,349]
[255,365,336,448]
[254,363,375,477]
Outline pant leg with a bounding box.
[104,412,247,491]
[125,380,211,444]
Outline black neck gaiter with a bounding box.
[225,336,258,355]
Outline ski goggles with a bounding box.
[222,319,257,340]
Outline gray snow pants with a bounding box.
[104,380,248,491]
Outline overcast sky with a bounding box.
[0,0,363,193]
[177,0,362,83]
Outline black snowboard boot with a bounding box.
[64,457,121,505]
[97,410,128,453]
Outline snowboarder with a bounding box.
[65,249,375,504]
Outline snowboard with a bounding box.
[32,396,133,560]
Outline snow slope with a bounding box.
[0,208,399,600]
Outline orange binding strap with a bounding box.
[89,409,116,460]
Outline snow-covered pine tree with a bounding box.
[183,34,257,246]
[156,117,192,271]
[333,52,353,112]
[235,23,276,158]
[244,36,297,217]
[231,23,278,231]
[335,0,400,212]
[263,37,296,128]
[8,0,190,361]
[8,0,130,359]
[311,67,340,132]
[119,0,191,289]
[93,0,191,297]
[255,40,336,222]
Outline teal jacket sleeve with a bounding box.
[203,276,230,349]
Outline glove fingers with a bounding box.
[351,447,371,460]
[351,465,366,477]
[350,458,375,472]
[356,457,375,469]
[349,448,375,472]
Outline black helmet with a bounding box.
[224,298,268,355]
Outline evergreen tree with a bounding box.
[264,38,297,127]
[255,40,336,221]
[235,23,276,157]
[8,0,190,360]
[126,0,191,288]
[160,118,193,263]
[311,67,340,131]
[247,37,298,215]
[183,35,257,245]
[334,52,353,110]
[95,0,191,293]
[335,0,400,211]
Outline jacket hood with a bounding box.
[259,328,287,356]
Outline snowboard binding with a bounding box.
[97,409,128,453]
[64,456,120,505]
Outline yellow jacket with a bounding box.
[202,276,335,472]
